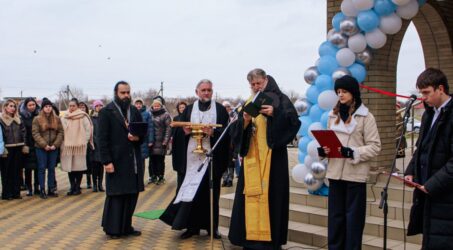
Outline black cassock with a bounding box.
[98,102,145,236]
[228,76,301,250]
[171,113,186,192]
[160,100,230,232]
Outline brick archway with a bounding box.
[327,0,453,171]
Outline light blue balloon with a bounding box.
[320,111,330,128]
[418,0,426,6]
[357,10,380,32]
[374,0,397,16]
[306,85,320,104]
[298,116,312,137]
[319,41,339,57]
[309,104,324,122]
[332,12,345,32]
[298,136,311,153]
[298,151,307,163]
[315,75,334,91]
[348,63,367,83]
[318,56,339,75]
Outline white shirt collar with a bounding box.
[434,97,451,113]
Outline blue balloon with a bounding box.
[298,151,307,163]
[418,0,426,6]
[298,116,312,137]
[374,0,397,16]
[298,136,311,153]
[318,56,339,75]
[332,12,345,32]
[348,63,367,83]
[315,75,334,91]
[320,111,330,128]
[306,85,320,104]
[357,10,380,32]
[308,183,329,196]
[309,104,324,122]
[319,41,339,57]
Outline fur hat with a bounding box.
[334,75,361,102]
[41,98,53,108]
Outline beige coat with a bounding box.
[325,104,381,183]
[60,111,92,172]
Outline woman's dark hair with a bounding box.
[416,68,449,94]
[70,98,79,106]
[79,102,89,114]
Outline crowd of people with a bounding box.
[1,67,452,249]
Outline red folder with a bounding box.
[311,130,344,158]
[383,172,428,193]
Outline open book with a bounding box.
[242,91,273,117]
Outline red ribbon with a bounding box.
[359,84,423,100]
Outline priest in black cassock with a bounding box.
[228,69,301,250]
[99,81,145,239]
[160,79,230,239]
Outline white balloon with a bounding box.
[292,164,310,184]
[341,0,359,17]
[348,33,367,53]
[380,13,403,35]
[352,0,374,11]
[392,0,411,6]
[366,28,387,49]
[318,90,339,111]
[327,28,336,40]
[396,0,419,20]
[307,140,321,159]
[336,48,356,67]
[308,122,324,139]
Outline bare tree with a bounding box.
[283,89,301,103]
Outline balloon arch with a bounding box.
[292,0,426,195]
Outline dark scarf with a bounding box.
[151,107,166,116]
[339,99,362,123]
[198,99,212,112]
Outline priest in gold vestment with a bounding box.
[228,69,301,250]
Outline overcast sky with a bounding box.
[0,0,424,101]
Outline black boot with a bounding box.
[86,173,92,189]
[67,173,75,195]
[40,189,47,199]
[98,171,105,192]
[34,183,40,195]
[92,177,98,192]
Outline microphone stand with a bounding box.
[197,112,238,250]
[379,96,417,250]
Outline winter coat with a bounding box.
[138,107,155,159]
[405,98,453,249]
[0,128,4,155]
[0,115,25,148]
[150,108,171,155]
[31,114,64,149]
[20,104,40,169]
[90,112,102,163]
[98,102,145,196]
[325,104,381,183]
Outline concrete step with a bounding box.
[219,208,422,250]
[218,226,327,250]
[219,198,420,245]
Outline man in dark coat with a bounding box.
[228,69,300,250]
[405,68,453,249]
[160,79,230,239]
[99,81,145,239]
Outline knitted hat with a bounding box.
[134,98,144,105]
[152,99,162,107]
[41,98,53,107]
[92,100,104,108]
[334,75,361,102]
[153,95,165,105]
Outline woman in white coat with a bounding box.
[318,75,381,250]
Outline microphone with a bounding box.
[229,102,243,117]
[406,94,418,108]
